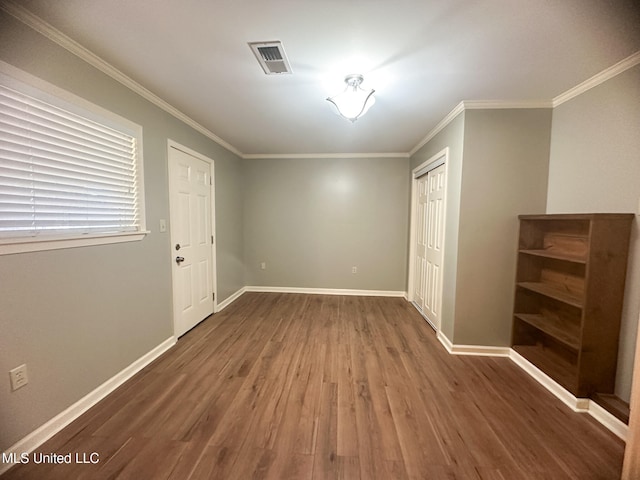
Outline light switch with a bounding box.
[159,219,167,232]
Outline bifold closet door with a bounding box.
[414,163,445,331]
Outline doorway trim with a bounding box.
[407,147,449,331]
[167,139,218,337]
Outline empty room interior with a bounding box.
[1,1,640,479]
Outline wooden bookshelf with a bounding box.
[591,393,630,424]
[512,214,633,398]
[513,313,580,351]
[513,344,577,393]
[516,282,583,309]
[519,249,587,264]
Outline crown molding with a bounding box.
[409,52,640,156]
[4,1,637,160]
[0,0,244,159]
[463,100,553,109]
[552,50,640,107]
[408,99,555,157]
[409,102,465,157]
[242,152,410,160]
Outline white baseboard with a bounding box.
[450,344,511,356]
[509,349,627,441]
[437,331,454,352]
[436,331,510,357]
[215,286,247,312]
[245,286,406,297]
[215,286,407,313]
[435,337,627,440]
[509,349,589,412]
[0,336,176,475]
[587,398,628,441]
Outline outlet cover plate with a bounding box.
[9,364,28,391]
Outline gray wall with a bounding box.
[243,156,410,291]
[410,113,465,341]
[546,64,640,402]
[410,109,552,345]
[0,11,244,450]
[455,109,551,345]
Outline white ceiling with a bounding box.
[14,0,640,156]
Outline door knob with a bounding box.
[175,256,185,264]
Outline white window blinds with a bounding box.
[0,83,142,238]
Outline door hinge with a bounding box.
[211,235,214,244]
[212,292,215,301]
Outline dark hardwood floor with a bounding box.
[2,293,625,479]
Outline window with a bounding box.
[0,65,146,254]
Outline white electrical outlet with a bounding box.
[9,364,28,391]
[260,262,267,270]
[352,266,357,274]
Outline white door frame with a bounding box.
[167,139,218,337]
[407,147,449,331]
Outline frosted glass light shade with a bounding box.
[326,74,375,122]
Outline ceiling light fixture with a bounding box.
[326,74,375,122]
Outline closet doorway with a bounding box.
[408,148,448,332]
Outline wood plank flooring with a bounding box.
[1,293,625,479]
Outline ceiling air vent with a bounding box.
[249,41,293,74]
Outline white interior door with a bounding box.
[412,162,446,331]
[414,174,429,310]
[422,164,445,330]
[168,146,214,337]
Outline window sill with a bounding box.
[0,231,150,256]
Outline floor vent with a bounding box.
[249,41,293,74]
